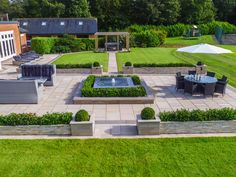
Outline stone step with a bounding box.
[95,120,136,124]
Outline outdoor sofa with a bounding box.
[0,80,42,104]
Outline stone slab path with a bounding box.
[108,52,118,74]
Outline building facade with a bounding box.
[0,21,26,69]
[18,18,98,39]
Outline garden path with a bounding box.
[108,52,118,74]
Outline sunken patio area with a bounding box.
[1,71,236,123]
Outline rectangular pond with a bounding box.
[93,77,134,88]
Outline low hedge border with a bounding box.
[81,75,147,97]
[56,63,92,69]
[133,63,194,67]
[0,112,73,126]
[160,108,236,122]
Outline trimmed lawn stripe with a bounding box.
[0,138,236,177]
[52,52,109,72]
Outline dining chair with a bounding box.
[184,80,197,95]
[207,71,216,77]
[203,83,216,97]
[188,70,196,75]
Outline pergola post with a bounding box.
[105,35,108,51]
[95,35,98,50]
[117,35,119,51]
[126,34,130,51]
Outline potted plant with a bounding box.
[195,61,207,74]
[92,61,103,74]
[70,109,94,136]
[137,107,160,135]
[123,61,134,74]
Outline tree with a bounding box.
[0,0,10,14]
[41,0,65,18]
[179,0,216,24]
[58,0,91,17]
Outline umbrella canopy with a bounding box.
[177,44,233,54]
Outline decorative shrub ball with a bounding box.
[75,109,90,121]
[141,107,155,120]
[93,61,100,67]
[197,61,203,66]
[125,62,132,67]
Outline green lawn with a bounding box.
[52,52,109,72]
[164,35,217,47]
[0,138,236,177]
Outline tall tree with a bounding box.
[179,0,216,24]
[0,0,10,14]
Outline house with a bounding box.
[0,21,27,70]
[18,18,98,40]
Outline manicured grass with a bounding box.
[0,138,236,177]
[52,52,109,72]
[164,35,217,47]
[117,48,184,71]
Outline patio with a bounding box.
[1,73,236,123]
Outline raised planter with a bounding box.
[0,124,71,135]
[123,67,195,74]
[137,115,160,135]
[70,114,94,136]
[159,120,236,134]
[91,66,103,74]
[73,80,155,104]
[195,64,207,75]
[123,65,134,74]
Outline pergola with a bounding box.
[94,32,130,51]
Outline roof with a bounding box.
[18,18,97,35]
[0,21,18,25]
[95,32,129,36]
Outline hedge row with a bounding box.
[127,21,236,37]
[0,112,73,126]
[81,75,146,97]
[56,63,92,69]
[31,35,95,54]
[160,108,236,122]
[133,63,194,67]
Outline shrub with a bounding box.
[141,107,155,120]
[133,63,194,67]
[125,62,132,66]
[0,112,73,126]
[197,61,204,66]
[31,37,57,54]
[131,75,141,85]
[75,110,90,121]
[160,108,236,122]
[52,45,71,53]
[56,63,92,69]
[81,75,146,97]
[93,61,100,67]
[132,30,166,47]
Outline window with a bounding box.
[79,21,83,25]
[60,21,65,26]
[23,22,28,26]
[0,31,16,60]
[41,22,46,26]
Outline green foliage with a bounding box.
[141,107,156,120]
[75,110,90,121]
[31,37,57,54]
[131,30,167,47]
[160,108,236,121]
[31,35,95,54]
[81,75,147,97]
[93,62,100,67]
[125,62,132,66]
[131,75,141,85]
[56,63,92,69]
[133,63,194,67]
[0,112,73,126]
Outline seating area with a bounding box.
[176,70,228,97]
[13,51,42,65]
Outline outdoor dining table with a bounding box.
[184,75,217,84]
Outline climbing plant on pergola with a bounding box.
[94,32,130,51]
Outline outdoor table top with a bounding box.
[184,75,217,84]
[18,77,47,85]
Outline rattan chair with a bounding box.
[188,70,196,75]
[203,83,216,97]
[184,80,197,95]
[207,71,216,77]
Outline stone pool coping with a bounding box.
[73,80,155,104]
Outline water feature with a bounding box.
[93,77,135,88]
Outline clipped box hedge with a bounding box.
[81,75,146,97]
[0,112,73,126]
[56,63,92,69]
[160,108,236,122]
[31,37,58,54]
[133,63,194,67]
